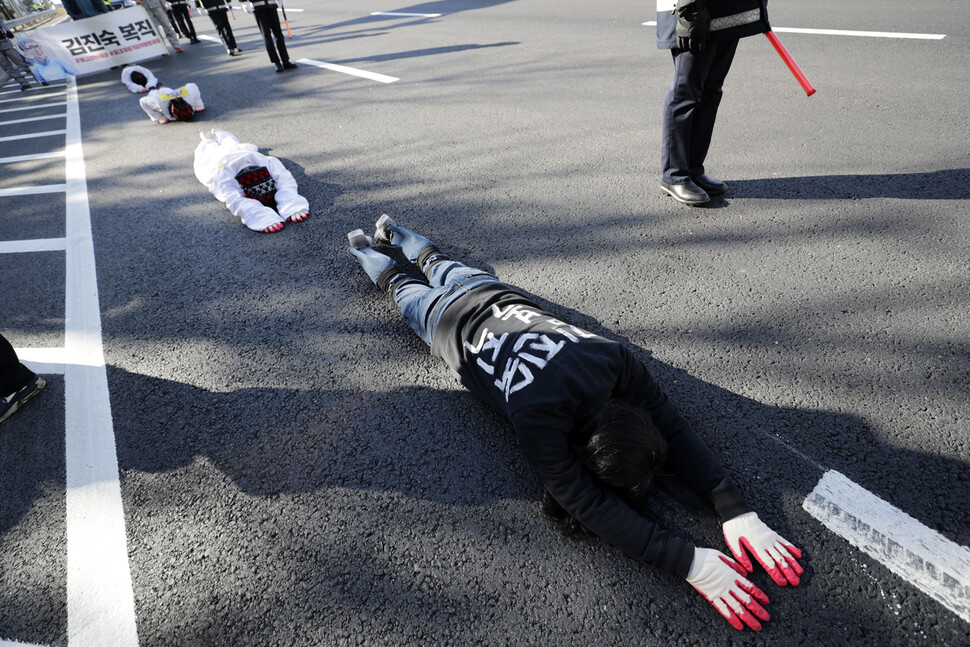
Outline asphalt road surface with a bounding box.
[2,1,969,646]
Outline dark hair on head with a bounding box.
[542,398,668,535]
[168,97,194,121]
[130,70,147,87]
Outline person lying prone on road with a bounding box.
[193,129,310,233]
[345,217,805,631]
[139,81,204,124]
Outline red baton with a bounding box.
[765,30,816,97]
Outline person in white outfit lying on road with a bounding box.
[121,64,158,93]
[193,129,310,233]
[139,82,204,124]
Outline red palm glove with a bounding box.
[686,547,770,631]
[723,512,804,586]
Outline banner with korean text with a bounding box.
[12,6,169,81]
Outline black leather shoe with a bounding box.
[660,180,710,206]
[282,61,298,69]
[692,173,728,195]
[275,62,284,73]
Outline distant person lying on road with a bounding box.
[121,64,158,93]
[193,129,310,234]
[346,217,804,632]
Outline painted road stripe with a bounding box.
[0,113,66,127]
[0,183,66,197]
[804,470,970,624]
[0,238,67,254]
[0,87,67,98]
[773,26,945,40]
[297,58,399,84]
[14,347,67,375]
[0,90,65,103]
[371,11,442,17]
[641,22,945,39]
[63,74,140,647]
[0,151,66,164]
[0,130,66,142]
[0,102,68,114]
[0,638,49,647]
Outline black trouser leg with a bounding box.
[0,334,34,398]
[210,10,236,50]
[256,7,289,64]
[172,5,197,40]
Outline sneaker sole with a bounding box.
[347,229,372,250]
[0,378,45,424]
[374,214,395,244]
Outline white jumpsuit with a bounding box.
[193,130,310,232]
[121,65,158,93]
[139,83,204,123]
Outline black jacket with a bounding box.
[432,283,750,578]
[657,0,770,50]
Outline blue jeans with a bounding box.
[349,225,500,346]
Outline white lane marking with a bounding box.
[0,130,67,142]
[773,26,945,40]
[0,151,66,164]
[14,347,66,375]
[641,21,945,39]
[370,11,441,17]
[63,74,140,647]
[0,238,67,254]
[0,89,67,100]
[0,184,66,197]
[0,113,66,127]
[804,470,970,624]
[0,638,49,647]
[296,58,398,83]
[196,34,223,44]
[0,103,69,114]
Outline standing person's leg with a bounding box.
[0,333,45,424]
[211,9,237,53]
[264,8,294,67]
[173,4,198,42]
[254,7,281,67]
[0,43,31,89]
[148,4,181,50]
[687,39,738,182]
[660,46,724,205]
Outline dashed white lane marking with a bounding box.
[0,130,66,143]
[0,114,65,127]
[0,103,68,114]
[804,470,970,624]
[62,74,140,647]
[371,11,442,17]
[296,58,398,83]
[641,21,945,39]
[0,151,66,164]
[0,89,66,102]
[0,238,67,254]
[0,183,67,197]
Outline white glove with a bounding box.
[686,547,770,631]
[723,512,803,586]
